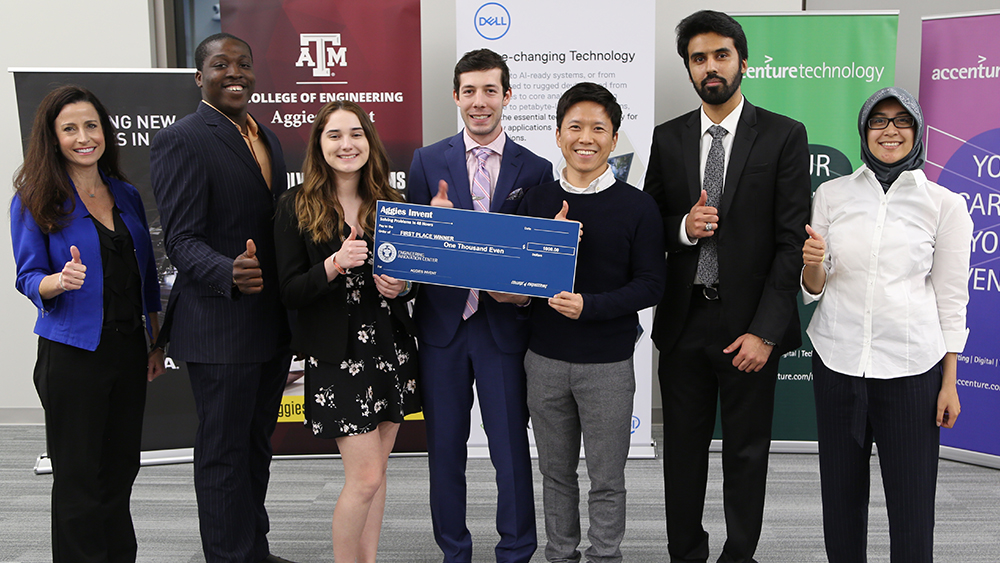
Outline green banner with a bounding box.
[729,12,899,441]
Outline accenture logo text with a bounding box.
[746,55,885,83]
[296,33,348,77]
[475,3,510,41]
[930,55,1000,81]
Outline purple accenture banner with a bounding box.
[921,12,1000,460]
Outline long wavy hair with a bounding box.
[296,100,402,243]
[13,85,126,233]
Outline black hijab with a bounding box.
[858,87,925,190]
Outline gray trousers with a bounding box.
[525,350,636,563]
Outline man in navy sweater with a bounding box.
[513,82,666,563]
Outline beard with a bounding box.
[694,70,743,106]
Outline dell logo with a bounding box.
[474,3,511,40]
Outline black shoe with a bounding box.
[259,555,297,563]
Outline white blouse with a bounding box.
[802,166,972,379]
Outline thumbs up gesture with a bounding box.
[802,224,826,267]
[58,245,87,291]
[554,200,583,242]
[233,239,264,294]
[431,180,453,208]
[334,224,369,270]
[685,189,719,240]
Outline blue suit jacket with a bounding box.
[150,102,290,363]
[407,131,552,353]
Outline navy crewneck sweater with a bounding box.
[517,179,666,363]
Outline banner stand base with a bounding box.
[940,446,1000,469]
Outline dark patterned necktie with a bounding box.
[697,125,727,286]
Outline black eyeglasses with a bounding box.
[867,115,915,130]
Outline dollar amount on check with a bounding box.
[373,202,579,298]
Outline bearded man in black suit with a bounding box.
[643,10,811,563]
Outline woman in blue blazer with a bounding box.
[10,85,163,563]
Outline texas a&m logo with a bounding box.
[295,33,348,77]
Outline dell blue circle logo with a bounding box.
[631,416,640,434]
[475,3,511,40]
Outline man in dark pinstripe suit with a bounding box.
[150,33,293,563]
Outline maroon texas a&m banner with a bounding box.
[223,0,421,191]
[223,0,423,455]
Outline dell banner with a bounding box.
[12,69,203,459]
[222,0,425,455]
[456,0,657,457]
[920,11,1000,465]
[733,12,899,444]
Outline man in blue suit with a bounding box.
[408,49,553,563]
[150,33,292,563]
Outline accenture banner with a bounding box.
[733,12,899,444]
[920,11,1000,466]
[456,0,657,458]
[223,0,424,455]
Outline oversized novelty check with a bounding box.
[373,201,579,298]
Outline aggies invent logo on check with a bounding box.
[295,33,348,77]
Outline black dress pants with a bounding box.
[813,353,942,563]
[658,293,778,563]
[187,351,291,563]
[34,326,148,563]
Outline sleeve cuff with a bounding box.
[800,266,824,304]
[679,214,697,246]
[943,328,969,353]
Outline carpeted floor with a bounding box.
[1,424,997,562]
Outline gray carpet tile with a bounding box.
[1,424,997,562]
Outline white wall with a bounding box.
[0,1,153,422]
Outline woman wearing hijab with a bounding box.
[801,87,972,563]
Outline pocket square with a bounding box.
[506,188,524,201]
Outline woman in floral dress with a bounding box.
[274,100,419,562]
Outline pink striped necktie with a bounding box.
[463,146,493,319]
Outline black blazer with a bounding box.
[150,102,290,363]
[643,100,811,355]
[273,185,417,364]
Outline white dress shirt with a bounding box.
[557,162,616,194]
[802,166,973,379]
[679,96,745,246]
